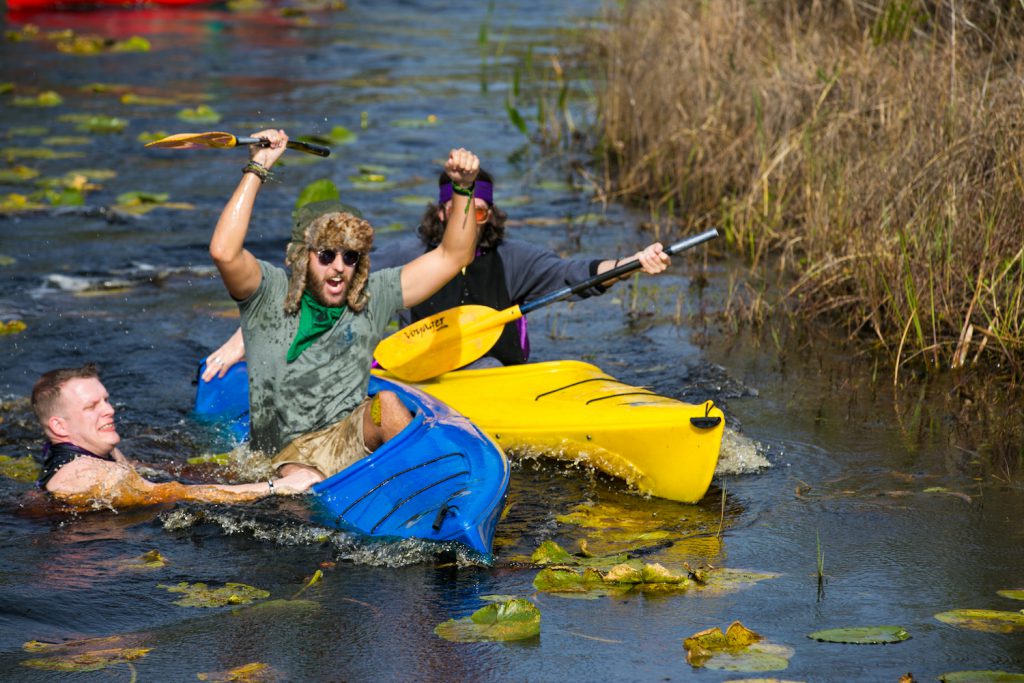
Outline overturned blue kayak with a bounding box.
[194,361,509,557]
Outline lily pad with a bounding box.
[531,540,573,565]
[301,125,356,146]
[121,92,177,106]
[997,589,1024,601]
[42,136,90,147]
[1,320,28,335]
[177,105,221,124]
[533,560,688,598]
[807,626,911,644]
[685,622,793,672]
[13,91,62,107]
[0,166,38,182]
[4,147,83,161]
[295,178,340,209]
[692,568,782,596]
[391,114,438,128]
[0,193,46,211]
[0,454,41,482]
[197,662,280,682]
[939,672,1024,682]
[120,549,169,570]
[935,609,1024,633]
[186,452,232,466]
[434,598,540,642]
[74,116,128,134]
[21,636,149,673]
[158,581,269,608]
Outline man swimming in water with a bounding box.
[32,363,298,508]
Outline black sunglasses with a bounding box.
[313,248,360,267]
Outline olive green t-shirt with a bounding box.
[238,260,403,455]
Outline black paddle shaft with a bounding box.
[519,228,720,315]
[238,136,332,157]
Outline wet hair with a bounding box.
[417,168,507,250]
[31,363,100,426]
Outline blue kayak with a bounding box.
[194,361,509,557]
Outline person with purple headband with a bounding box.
[202,165,672,379]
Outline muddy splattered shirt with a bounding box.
[239,260,403,455]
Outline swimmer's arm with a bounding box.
[45,456,137,499]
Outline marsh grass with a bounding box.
[581,0,1024,382]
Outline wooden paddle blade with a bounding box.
[374,304,523,382]
[144,132,240,149]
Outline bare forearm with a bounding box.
[210,174,262,268]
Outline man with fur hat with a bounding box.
[209,128,480,492]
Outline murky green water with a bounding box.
[1,1,1022,681]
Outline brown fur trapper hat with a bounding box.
[284,200,373,315]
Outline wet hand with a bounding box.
[202,329,246,382]
[249,128,288,169]
[445,148,480,186]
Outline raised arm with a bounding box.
[209,128,289,301]
[400,148,480,308]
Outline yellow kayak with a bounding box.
[373,360,724,503]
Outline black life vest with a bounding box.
[410,249,526,365]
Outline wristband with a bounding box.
[242,160,270,183]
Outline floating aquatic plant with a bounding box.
[158,581,270,608]
[0,454,40,481]
[67,115,128,134]
[939,672,1024,682]
[807,626,911,644]
[1,319,28,334]
[684,622,793,672]
[177,105,221,124]
[119,549,169,570]
[434,598,540,643]
[0,194,45,211]
[935,609,1024,634]
[114,191,193,215]
[197,662,280,682]
[42,136,90,147]
[21,636,150,673]
[0,166,39,182]
[137,130,169,143]
[295,178,340,209]
[13,91,62,107]
[391,114,438,128]
[300,125,356,146]
[4,147,83,161]
[186,452,233,466]
[120,92,177,106]
[533,560,688,598]
[997,589,1024,601]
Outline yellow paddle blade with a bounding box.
[144,132,240,150]
[374,304,524,382]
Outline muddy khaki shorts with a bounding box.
[271,398,372,478]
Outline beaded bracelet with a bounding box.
[242,160,271,183]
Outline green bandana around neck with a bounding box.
[287,291,346,362]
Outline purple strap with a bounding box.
[439,180,493,206]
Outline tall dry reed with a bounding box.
[586,0,1024,382]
